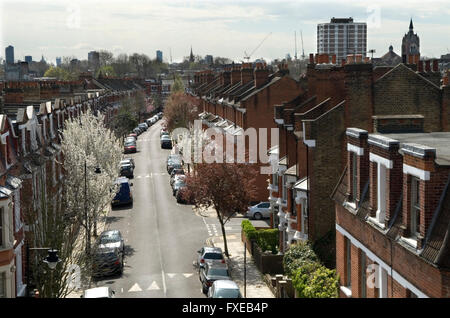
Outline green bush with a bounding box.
[292,263,339,298]
[283,241,319,277]
[241,220,257,240]
[256,229,279,254]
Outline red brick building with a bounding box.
[332,128,450,298]
[190,63,304,202]
[270,53,450,267]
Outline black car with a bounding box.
[172,176,186,196]
[92,248,124,278]
[167,160,182,174]
[120,163,134,178]
[199,263,231,294]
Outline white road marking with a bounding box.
[147,281,160,290]
[121,288,123,293]
[167,273,177,278]
[183,273,193,278]
[128,283,142,292]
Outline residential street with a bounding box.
[91,120,268,298]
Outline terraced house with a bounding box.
[0,77,145,298]
[270,52,449,270]
[191,62,304,202]
[332,129,450,298]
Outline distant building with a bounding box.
[5,61,29,80]
[5,45,14,64]
[317,17,367,62]
[372,45,402,67]
[88,51,100,69]
[205,55,213,65]
[56,57,62,67]
[156,50,163,63]
[402,19,420,64]
[189,46,195,63]
[24,56,32,63]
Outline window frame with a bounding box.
[410,176,421,239]
[346,237,352,288]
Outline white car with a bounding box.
[208,280,242,298]
[246,202,271,220]
[82,287,115,298]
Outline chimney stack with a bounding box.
[309,53,315,65]
[432,59,439,72]
[425,60,431,72]
[231,65,241,85]
[418,60,424,72]
[241,63,254,84]
[254,63,269,88]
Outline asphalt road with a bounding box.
[92,120,270,298]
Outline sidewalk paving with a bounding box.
[209,234,275,298]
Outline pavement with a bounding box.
[199,206,275,298]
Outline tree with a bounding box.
[99,50,114,67]
[112,107,138,140]
[61,109,122,256]
[22,166,90,298]
[171,74,185,93]
[96,65,116,78]
[163,92,197,132]
[44,66,71,80]
[184,161,258,257]
[292,263,339,298]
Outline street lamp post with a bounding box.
[25,244,61,298]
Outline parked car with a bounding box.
[120,162,134,178]
[245,202,271,220]
[170,168,185,186]
[167,160,182,174]
[150,117,157,125]
[207,280,242,298]
[138,123,148,131]
[128,132,138,140]
[125,136,136,143]
[120,158,135,169]
[97,230,125,255]
[161,135,172,149]
[196,246,225,269]
[172,176,186,196]
[199,263,231,294]
[145,118,153,126]
[92,247,124,278]
[82,287,115,298]
[160,127,168,136]
[133,127,143,135]
[176,184,193,204]
[112,177,133,206]
[157,112,163,119]
[124,140,137,154]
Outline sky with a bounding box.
[1,0,450,64]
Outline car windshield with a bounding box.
[121,164,132,169]
[161,136,171,140]
[99,232,120,244]
[208,268,229,277]
[214,288,241,298]
[125,142,135,146]
[204,253,223,260]
[174,181,186,187]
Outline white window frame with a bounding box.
[410,176,421,239]
[0,271,6,298]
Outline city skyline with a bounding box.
[1,0,450,64]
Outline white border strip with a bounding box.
[403,164,430,181]
[336,224,429,298]
[369,153,393,169]
[347,143,364,156]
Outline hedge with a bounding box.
[241,220,279,254]
[292,263,339,298]
[283,241,319,277]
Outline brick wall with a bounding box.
[373,64,442,132]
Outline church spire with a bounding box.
[189,46,194,63]
[409,18,414,32]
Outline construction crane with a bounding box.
[244,32,272,62]
[300,30,305,60]
[294,31,298,60]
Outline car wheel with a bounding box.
[254,212,262,220]
[202,285,208,294]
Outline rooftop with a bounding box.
[381,132,450,166]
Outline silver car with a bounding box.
[246,202,271,220]
[196,246,225,269]
[207,280,242,298]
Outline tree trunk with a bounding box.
[217,209,229,257]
